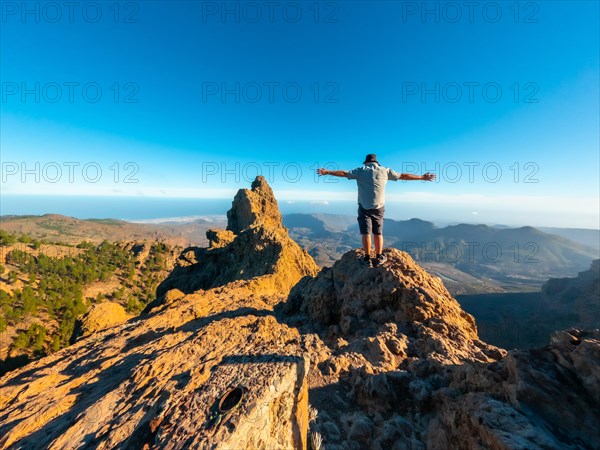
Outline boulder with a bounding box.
[206,229,236,249]
[71,301,131,341]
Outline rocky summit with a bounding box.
[0,176,599,450]
[151,175,319,303]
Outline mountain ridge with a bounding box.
[284,213,598,290]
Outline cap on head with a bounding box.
[363,154,378,164]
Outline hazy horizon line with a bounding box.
[2,211,599,232]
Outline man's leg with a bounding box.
[374,234,383,255]
[372,206,387,265]
[362,234,372,256]
[357,205,372,259]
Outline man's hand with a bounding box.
[422,172,436,181]
[317,168,329,176]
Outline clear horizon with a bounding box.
[1,1,599,229]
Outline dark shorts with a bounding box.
[357,204,385,235]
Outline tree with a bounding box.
[50,335,61,352]
[3,305,16,321]
[0,290,10,307]
[125,296,140,313]
[112,287,125,300]
[8,272,18,283]
[17,234,32,244]
[22,286,38,315]
[6,249,28,266]
[29,323,47,353]
[12,331,28,349]
[76,241,94,249]
[0,230,16,245]
[11,323,48,354]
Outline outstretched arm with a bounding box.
[317,168,349,178]
[399,172,436,181]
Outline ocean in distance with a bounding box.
[0,195,350,222]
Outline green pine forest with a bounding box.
[0,229,179,374]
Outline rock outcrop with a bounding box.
[541,258,599,329]
[0,307,313,449]
[286,249,502,366]
[281,256,600,450]
[1,177,599,450]
[427,328,600,449]
[71,301,131,342]
[153,176,319,304]
[226,176,283,234]
[206,229,235,249]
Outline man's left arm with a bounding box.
[388,168,435,181]
[399,172,436,181]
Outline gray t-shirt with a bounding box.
[346,162,402,209]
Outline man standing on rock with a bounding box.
[317,154,436,267]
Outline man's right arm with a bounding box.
[317,168,350,178]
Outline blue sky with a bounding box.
[1,1,599,227]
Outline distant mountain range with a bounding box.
[1,213,597,295]
[0,214,226,248]
[538,226,600,251]
[282,213,599,293]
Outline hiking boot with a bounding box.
[362,253,372,268]
[373,253,387,267]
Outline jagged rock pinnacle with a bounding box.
[227,175,282,234]
[152,176,318,304]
